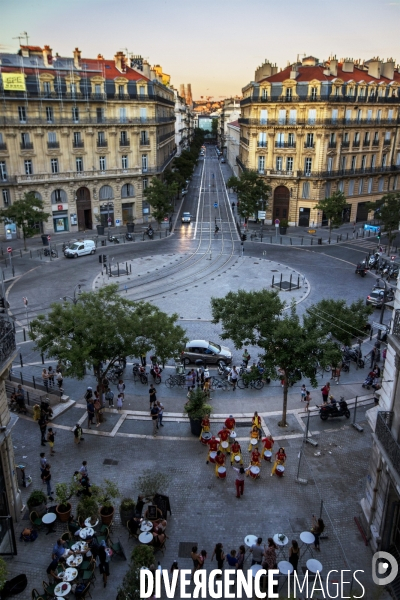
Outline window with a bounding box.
[345,109,352,123]
[340,156,346,170]
[276,133,284,148]
[393,176,398,191]
[24,160,33,175]
[96,108,104,123]
[311,87,317,99]
[335,86,340,97]
[48,131,57,144]
[285,88,292,101]
[331,109,338,123]
[121,155,128,169]
[98,131,105,144]
[76,157,83,172]
[51,189,67,203]
[46,106,53,123]
[356,109,362,123]
[260,109,268,125]
[382,154,387,167]
[95,84,102,95]
[258,132,266,147]
[18,106,26,123]
[364,132,370,143]
[70,83,76,97]
[378,178,384,192]
[302,181,310,198]
[368,178,373,193]
[377,109,382,122]
[142,154,148,172]
[373,133,379,144]
[276,156,283,171]
[371,154,376,168]
[140,131,149,145]
[142,178,148,190]
[330,133,336,143]
[72,107,79,123]
[385,131,391,141]
[348,180,355,196]
[121,183,134,198]
[139,86,146,96]
[258,155,265,173]
[325,182,331,197]
[289,109,297,125]
[120,131,128,145]
[50,158,59,174]
[286,157,293,171]
[261,88,268,100]
[348,87,354,97]
[361,155,367,170]
[359,87,365,97]
[43,81,51,95]
[338,180,344,192]
[278,110,286,125]
[306,133,314,147]
[118,85,124,96]
[99,156,106,171]
[308,109,316,125]
[119,108,127,123]
[99,185,113,200]
[73,132,81,145]
[140,108,147,123]
[288,133,294,146]
[0,162,7,181]
[358,179,364,195]
[354,132,360,143]
[327,157,333,173]
[367,110,373,123]
[388,109,394,123]
[304,157,312,175]
[351,156,357,171]
[2,189,9,205]
[343,132,349,143]
[397,152,400,166]
[21,132,30,148]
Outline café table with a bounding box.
[63,567,78,582]
[84,517,99,528]
[306,558,323,574]
[300,531,315,558]
[139,532,153,544]
[42,512,57,535]
[244,535,258,548]
[277,561,294,591]
[71,541,88,553]
[66,554,83,567]
[140,520,153,532]
[79,527,94,540]
[54,582,71,597]
[250,564,263,578]
[273,534,289,558]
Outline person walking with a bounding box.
[288,540,300,571]
[140,353,147,368]
[236,545,245,571]
[301,384,306,402]
[87,401,95,429]
[116,394,123,411]
[40,452,47,482]
[190,369,196,390]
[105,388,114,408]
[39,415,47,446]
[56,369,63,391]
[42,368,49,391]
[186,372,194,397]
[226,550,238,569]
[98,541,110,588]
[73,423,83,445]
[232,464,251,498]
[79,461,89,478]
[84,387,93,402]
[250,538,264,566]
[48,366,55,387]
[157,400,164,427]
[230,366,238,391]
[42,464,54,500]
[149,384,157,406]
[242,349,251,367]
[211,543,225,574]
[47,428,56,456]
[262,538,278,571]
[304,390,311,412]
[321,382,330,403]
[311,516,325,551]
[150,403,159,437]
[117,379,125,400]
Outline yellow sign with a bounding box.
[308,229,316,234]
[2,73,26,91]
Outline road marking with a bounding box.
[193,160,205,240]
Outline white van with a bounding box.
[64,240,96,258]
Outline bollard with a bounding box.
[20,353,23,368]
[142,233,145,241]
[297,275,300,288]
[32,375,36,389]
[130,263,132,273]
[126,264,128,275]
[23,328,26,342]
[0,247,2,256]
[289,274,292,291]
[117,263,120,277]
[328,238,331,244]
[279,273,282,290]
[290,238,292,245]
[356,232,358,238]
[20,372,23,386]
[12,266,14,277]
[41,353,44,365]
[272,275,275,287]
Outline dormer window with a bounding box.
[311,87,317,100]
[285,88,292,101]
[262,88,268,100]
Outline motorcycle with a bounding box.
[319,396,350,420]
[125,233,133,241]
[355,261,368,277]
[44,248,57,258]
[108,235,120,244]
[341,346,364,368]
[132,362,148,384]
[146,227,154,239]
[109,365,124,384]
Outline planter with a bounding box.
[96,225,105,235]
[100,506,115,526]
[279,227,287,235]
[30,502,47,518]
[189,417,202,437]
[56,502,72,523]
[119,507,136,527]
[126,223,135,233]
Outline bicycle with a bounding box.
[165,375,185,388]
[209,377,228,391]
[237,378,264,390]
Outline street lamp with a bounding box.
[61,283,85,305]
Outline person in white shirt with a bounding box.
[157,401,164,427]
[231,465,251,498]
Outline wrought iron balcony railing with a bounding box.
[376,411,400,479]
[0,318,16,369]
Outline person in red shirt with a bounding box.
[214,450,225,477]
[199,415,210,441]
[225,415,235,431]
[218,426,230,454]
[261,435,274,458]
[230,440,243,465]
[271,447,287,476]
[250,448,261,467]
[206,436,219,464]
[252,412,262,439]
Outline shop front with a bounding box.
[122,202,135,225]
[100,202,114,227]
[52,205,69,233]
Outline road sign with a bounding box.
[115,219,121,226]
[214,202,218,208]
[275,219,280,224]
[258,211,266,220]
[372,322,389,332]
[7,247,12,253]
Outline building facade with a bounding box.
[226,120,240,176]
[0,45,177,235]
[239,56,400,226]
[218,97,241,155]
[173,89,194,156]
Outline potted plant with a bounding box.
[94,214,105,236]
[27,489,47,517]
[119,497,136,527]
[98,479,120,525]
[131,545,155,567]
[279,218,289,234]
[55,482,76,523]
[184,387,213,436]
[0,557,7,592]
[137,470,170,501]
[76,495,99,523]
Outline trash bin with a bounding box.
[318,238,322,245]
[41,235,49,246]
[127,223,135,233]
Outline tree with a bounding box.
[143,178,177,227]
[314,191,347,236]
[211,290,341,427]
[164,169,186,198]
[368,192,400,252]
[0,191,51,250]
[304,298,374,346]
[29,285,187,395]
[211,117,219,137]
[226,171,271,220]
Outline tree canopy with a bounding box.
[368,192,400,250]
[226,171,271,219]
[304,298,373,346]
[143,178,177,226]
[211,289,341,426]
[314,190,347,234]
[0,191,51,249]
[29,285,187,388]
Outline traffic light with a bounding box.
[377,233,381,241]
[0,298,4,308]
[241,233,247,242]
[102,255,107,264]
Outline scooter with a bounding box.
[125,233,133,241]
[108,235,120,244]
[146,227,154,239]
[341,346,364,368]
[355,261,368,277]
[44,248,57,258]
[319,397,350,420]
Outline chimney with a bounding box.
[97,54,104,60]
[382,59,395,80]
[186,83,192,106]
[254,60,272,83]
[367,59,382,79]
[180,84,186,99]
[329,59,338,77]
[290,66,299,79]
[114,51,127,73]
[73,47,81,70]
[142,60,151,79]
[42,45,53,68]
[342,58,354,73]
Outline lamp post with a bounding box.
[61,283,85,305]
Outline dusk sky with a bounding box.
[1,0,399,98]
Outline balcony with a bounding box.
[140,139,150,146]
[47,141,60,149]
[157,131,174,144]
[376,411,400,479]
[91,93,107,101]
[20,142,33,150]
[393,309,400,339]
[238,117,399,127]
[275,142,296,149]
[372,140,380,147]
[363,141,370,148]
[341,141,350,149]
[97,140,108,148]
[328,141,337,149]
[353,140,360,148]
[0,143,7,151]
[73,140,84,148]
[236,156,248,172]
[297,164,400,178]
[257,142,267,148]
[304,142,315,149]
[384,139,392,147]
[0,318,16,369]
[119,139,130,147]
[240,136,249,146]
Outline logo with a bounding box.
[372,551,398,586]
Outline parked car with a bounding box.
[64,240,96,258]
[366,288,394,307]
[181,339,232,366]
[181,212,191,223]
[220,158,226,163]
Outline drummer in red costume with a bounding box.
[261,434,274,458]
[218,426,230,454]
[225,415,235,431]
[271,447,287,476]
[199,415,210,441]
[246,448,261,477]
[230,439,243,465]
[206,435,219,464]
[252,411,262,439]
[214,450,225,477]
[248,425,260,451]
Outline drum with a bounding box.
[201,432,211,445]
[221,441,229,450]
[234,455,241,463]
[249,466,260,479]
[229,431,237,439]
[251,439,258,446]
[209,451,217,464]
[264,450,272,462]
[276,465,285,477]
[217,467,226,479]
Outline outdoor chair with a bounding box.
[109,537,127,560]
[42,580,55,598]
[127,522,138,541]
[30,511,42,529]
